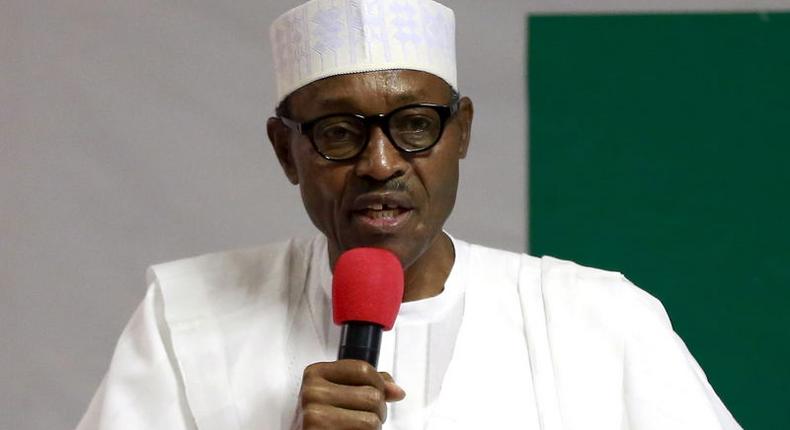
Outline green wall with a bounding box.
[528,12,790,429]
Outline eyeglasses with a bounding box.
[279,101,460,161]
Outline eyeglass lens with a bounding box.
[312,106,443,159]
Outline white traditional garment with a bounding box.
[77,234,741,430]
[370,234,468,429]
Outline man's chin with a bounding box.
[337,233,414,266]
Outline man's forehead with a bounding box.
[289,70,451,113]
[313,91,430,109]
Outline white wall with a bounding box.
[2,0,788,428]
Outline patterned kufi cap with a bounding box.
[270,0,457,104]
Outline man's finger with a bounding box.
[315,359,386,392]
[304,380,388,422]
[301,403,383,430]
[379,372,406,402]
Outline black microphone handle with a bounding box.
[337,321,383,368]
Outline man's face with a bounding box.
[268,70,473,269]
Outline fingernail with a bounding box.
[388,382,406,397]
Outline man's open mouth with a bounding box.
[350,195,414,232]
[356,203,410,219]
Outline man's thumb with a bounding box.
[379,372,406,402]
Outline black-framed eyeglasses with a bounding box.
[279,101,460,161]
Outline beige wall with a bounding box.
[2,0,788,428]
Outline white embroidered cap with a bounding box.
[270,0,457,104]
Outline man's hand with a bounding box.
[292,359,406,430]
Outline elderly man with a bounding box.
[78,1,741,429]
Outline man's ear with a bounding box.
[455,96,474,159]
[267,117,299,185]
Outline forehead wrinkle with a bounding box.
[388,89,432,105]
[314,89,434,112]
[315,96,362,112]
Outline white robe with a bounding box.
[77,234,741,430]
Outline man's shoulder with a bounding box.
[458,237,626,287]
[457,238,667,323]
[538,254,671,328]
[144,235,324,322]
[146,236,318,284]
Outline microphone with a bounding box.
[332,248,404,368]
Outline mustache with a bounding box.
[357,177,410,194]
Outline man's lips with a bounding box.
[351,193,414,211]
[349,193,414,232]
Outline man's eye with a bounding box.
[319,123,362,141]
[401,116,433,132]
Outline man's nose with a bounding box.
[354,126,407,181]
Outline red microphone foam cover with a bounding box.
[332,248,404,331]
